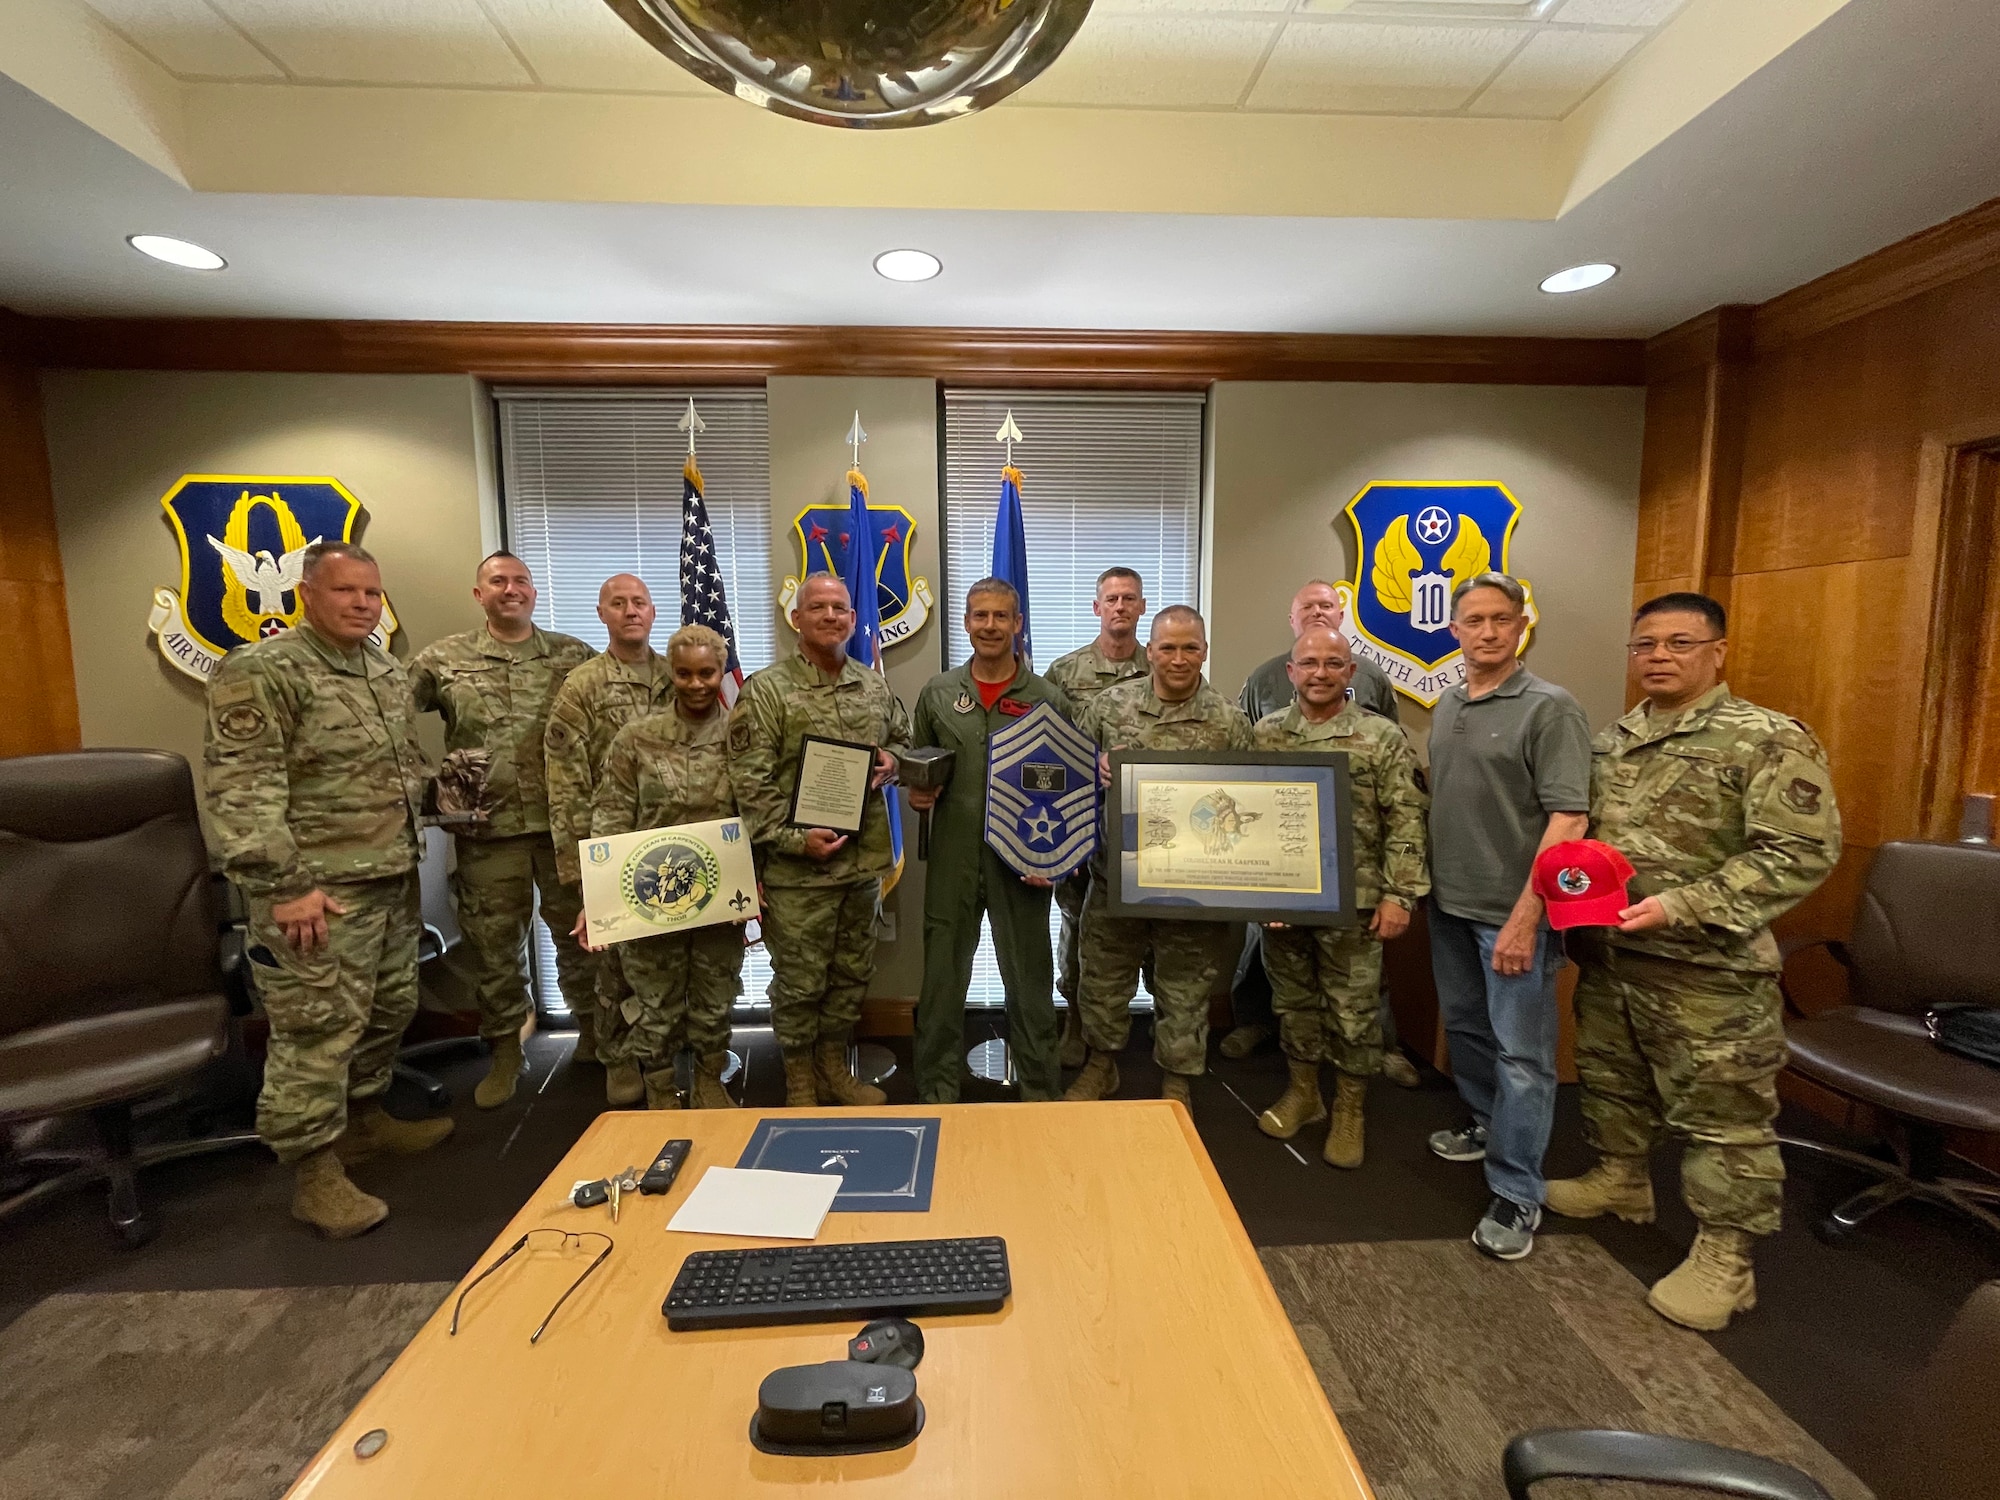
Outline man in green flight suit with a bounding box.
[409,551,595,1109]
[1043,566,1149,1068]
[203,542,451,1239]
[728,573,911,1108]
[906,578,1077,1103]
[1250,627,1429,1168]
[1068,604,1255,1105]
[1546,592,1840,1331]
[544,573,676,1107]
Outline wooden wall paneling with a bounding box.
[1633,368,1708,585]
[0,312,80,758]
[23,317,1648,389]
[1913,442,2000,837]
[1956,452,2000,802]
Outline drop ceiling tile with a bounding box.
[83,0,285,79]
[478,0,708,92]
[1245,20,1524,113]
[208,0,533,86]
[1548,0,1685,24]
[1018,16,1280,108]
[1466,24,1641,116]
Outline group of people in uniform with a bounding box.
[202,537,1837,1337]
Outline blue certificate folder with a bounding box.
[734,1117,940,1213]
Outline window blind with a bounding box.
[941,388,1206,1008]
[494,386,776,1021]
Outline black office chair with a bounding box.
[1776,839,2000,1242]
[0,750,260,1246]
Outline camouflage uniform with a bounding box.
[544,650,677,1066]
[1043,642,1149,1006]
[588,708,744,1078]
[1077,677,1254,1075]
[1575,683,1840,1237]
[1253,703,1429,1076]
[203,623,430,1165]
[408,626,595,1042]
[728,648,911,1051]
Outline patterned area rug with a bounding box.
[0,1283,450,1500]
[1262,1235,1872,1500]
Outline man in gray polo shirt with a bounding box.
[1427,571,1591,1262]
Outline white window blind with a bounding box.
[941,389,1205,670]
[494,386,776,1019]
[941,389,1205,1008]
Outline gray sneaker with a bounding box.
[1473,1196,1541,1261]
[1428,1122,1488,1162]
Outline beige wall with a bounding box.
[1207,382,1646,740]
[40,370,490,776]
[766,376,943,998]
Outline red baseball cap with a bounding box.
[1532,839,1636,930]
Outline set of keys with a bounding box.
[568,1139,693,1221]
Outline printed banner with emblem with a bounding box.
[1335,481,1537,708]
[146,475,397,681]
[578,816,760,946]
[984,702,1098,881]
[775,484,933,649]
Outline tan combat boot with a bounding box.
[572,1007,600,1066]
[1323,1074,1367,1169]
[474,1034,526,1110]
[1545,1154,1657,1223]
[815,1036,888,1107]
[336,1102,454,1165]
[1219,1023,1272,1060]
[1161,1072,1193,1106]
[1257,1059,1327,1140]
[1062,1049,1121,1102]
[782,1048,819,1108]
[292,1146,388,1240]
[690,1051,738,1109]
[1380,1050,1422,1089]
[1059,1006,1086,1070]
[605,1062,645,1108]
[1648,1227,1758,1331]
[642,1069,684,1110]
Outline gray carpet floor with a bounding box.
[1264,1236,1870,1500]
[0,1283,450,1500]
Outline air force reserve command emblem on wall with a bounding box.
[984,703,1099,881]
[1334,481,1538,707]
[145,475,398,681]
[775,496,934,648]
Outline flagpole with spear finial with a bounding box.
[846,410,867,469]
[678,396,706,457]
[996,408,1022,464]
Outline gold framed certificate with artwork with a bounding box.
[1106,751,1356,926]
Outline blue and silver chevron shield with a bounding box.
[984,702,1098,881]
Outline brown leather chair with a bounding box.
[0,750,258,1246]
[1779,839,2000,1241]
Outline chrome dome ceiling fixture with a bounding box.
[604,0,1095,129]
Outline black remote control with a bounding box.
[639,1139,692,1195]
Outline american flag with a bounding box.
[678,454,746,707]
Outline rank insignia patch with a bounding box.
[146,475,397,680]
[1782,777,1823,815]
[1333,481,1538,707]
[984,703,1098,881]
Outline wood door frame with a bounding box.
[1914,435,2000,838]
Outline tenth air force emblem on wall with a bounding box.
[1334,481,1538,708]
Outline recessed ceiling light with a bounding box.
[128,234,227,271]
[874,249,942,283]
[1540,262,1618,295]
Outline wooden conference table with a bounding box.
[285,1101,1373,1500]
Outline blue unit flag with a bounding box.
[984,702,1099,881]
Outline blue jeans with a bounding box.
[1428,901,1562,1211]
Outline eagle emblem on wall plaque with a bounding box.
[775,497,934,648]
[146,475,397,681]
[1335,481,1537,708]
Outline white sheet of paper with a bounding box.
[665,1167,844,1240]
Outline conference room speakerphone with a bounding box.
[662,1236,1010,1331]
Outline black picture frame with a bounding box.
[1106,749,1357,926]
[785,735,877,833]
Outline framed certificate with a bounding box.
[786,734,876,833]
[1106,750,1356,926]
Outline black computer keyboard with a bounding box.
[662,1235,1011,1331]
